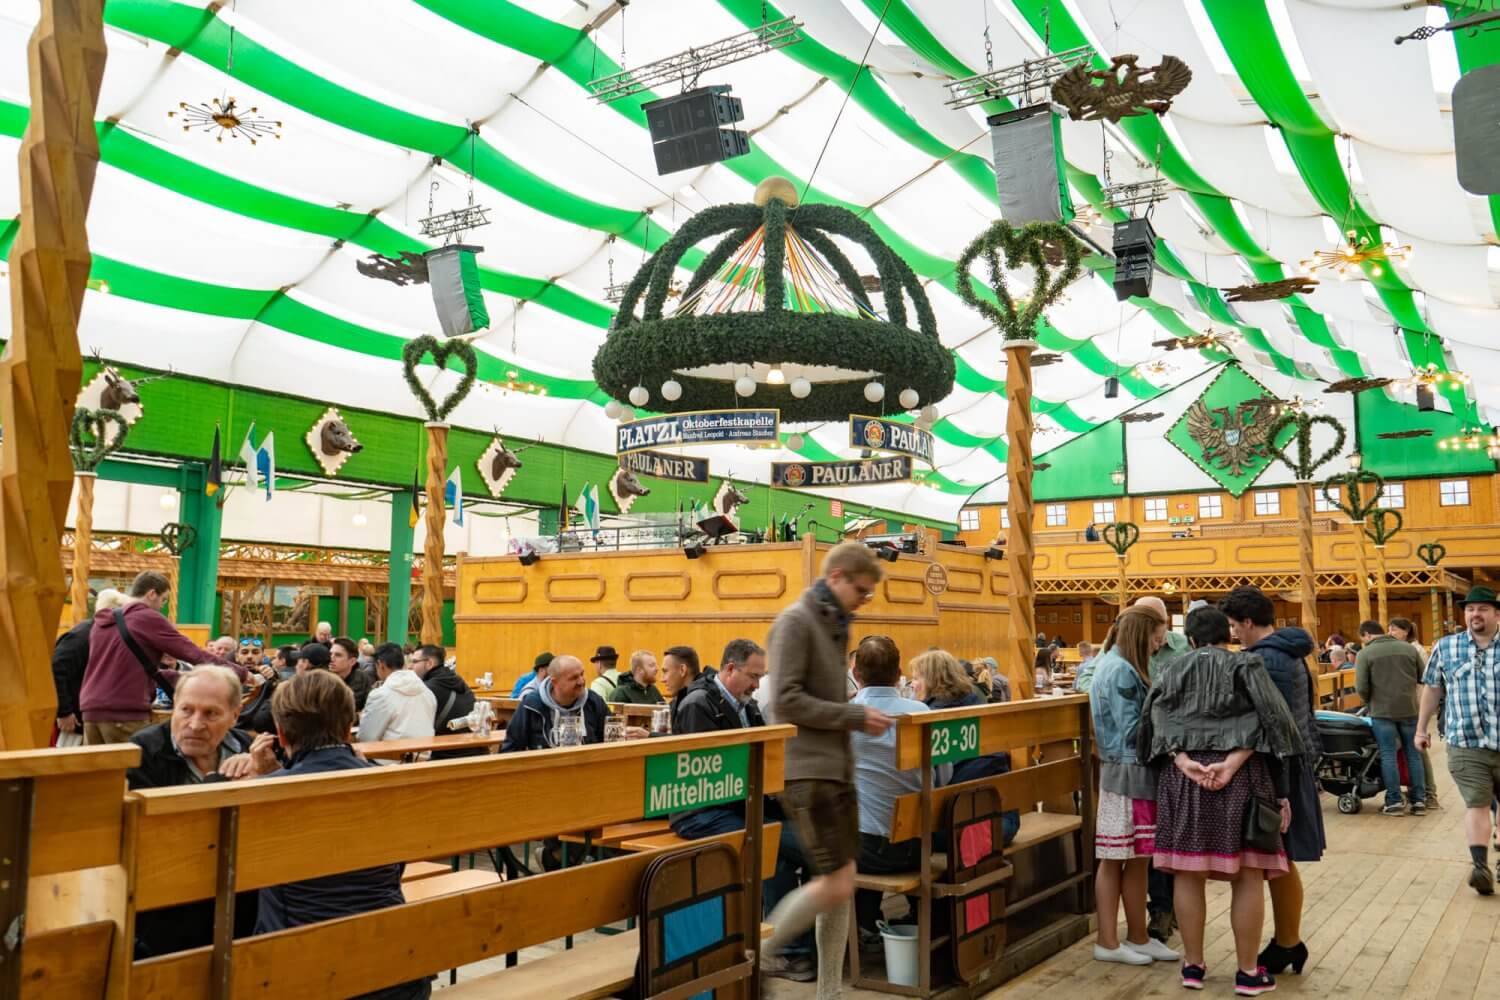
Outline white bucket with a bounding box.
[879,921,920,987]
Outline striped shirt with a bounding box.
[1422,629,1500,750]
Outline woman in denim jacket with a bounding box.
[1088,602,1177,967]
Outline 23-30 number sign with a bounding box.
[929,718,980,765]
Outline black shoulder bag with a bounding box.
[113,608,162,680]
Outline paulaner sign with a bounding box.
[643,745,750,818]
[620,448,709,484]
[850,415,934,464]
[616,409,780,454]
[771,456,913,488]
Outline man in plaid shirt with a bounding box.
[1417,586,1500,895]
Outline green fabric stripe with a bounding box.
[1443,3,1500,240]
[457,249,490,329]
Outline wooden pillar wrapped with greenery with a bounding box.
[1103,522,1141,609]
[401,335,477,647]
[1366,510,1402,625]
[1417,543,1446,648]
[955,221,1082,696]
[1323,470,1385,628]
[66,408,128,623]
[0,0,107,749]
[1271,413,1345,643]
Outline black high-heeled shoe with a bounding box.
[1256,940,1308,974]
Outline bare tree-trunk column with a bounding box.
[69,471,95,623]
[422,422,448,645]
[1375,544,1388,626]
[0,0,107,750]
[1296,482,1320,642]
[1352,519,1372,625]
[1004,341,1037,699]
[1117,554,1128,611]
[1429,588,1441,647]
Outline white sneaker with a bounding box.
[1125,937,1182,962]
[1095,943,1153,965]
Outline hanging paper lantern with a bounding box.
[919,404,940,426]
[629,385,650,407]
[787,433,805,450]
[661,379,683,402]
[604,399,624,420]
[864,382,885,403]
[790,377,812,399]
[898,388,920,410]
[735,376,757,397]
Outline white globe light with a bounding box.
[864,381,885,403]
[735,376,757,398]
[159,492,177,511]
[789,377,812,399]
[604,399,623,420]
[786,433,805,451]
[919,404,940,425]
[898,388,920,410]
[767,367,786,385]
[661,379,682,402]
[352,512,368,528]
[628,385,649,407]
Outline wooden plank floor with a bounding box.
[760,741,1498,1000]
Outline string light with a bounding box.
[1436,426,1498,452]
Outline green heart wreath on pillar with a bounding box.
[954,220,1085,342]
[1103,521,1141,556]
[1322,469,1385,522]
[1416,542,1446,567]
[69,408,130,472]
[1270,412,1346,481]
[1365,508,1403,548]
[402,334,478,422]
[159,521,198,557]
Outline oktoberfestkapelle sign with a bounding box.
[771,455,913,488]
[616,409,779,454]
[849,415,934,465]
[643,744,750,818]
[620,448,710,484]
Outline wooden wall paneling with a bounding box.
[470,575,528,604]
[543,574,607,603]
[624,571,692,601]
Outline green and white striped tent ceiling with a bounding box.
[3,0,1498,521]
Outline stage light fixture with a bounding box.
[1112,217,1157,301]
[684,541,706,560]
[1104,377,1120,399]
[1415,385,1435,412]
[983,546,1005,561]
[642,85,749,175]
[518,551,541,567]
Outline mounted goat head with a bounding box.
[720,481,750,516]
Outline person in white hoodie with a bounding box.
[358,642,437,746]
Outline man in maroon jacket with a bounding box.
[79,570,239,745]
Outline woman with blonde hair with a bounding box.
[1088,603,1176,966]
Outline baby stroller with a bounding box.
[1314,709,1410,814]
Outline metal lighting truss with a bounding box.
[943,45,1093,111]
[418,205,492,241]
[587,16,803,103]
[1100,178,1173,213]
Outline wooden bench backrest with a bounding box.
[887,757,1085,843]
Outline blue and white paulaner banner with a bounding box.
[616,409,779,454]
[621,448,710,483]
[772,455,913,488]
[849,415,934,464]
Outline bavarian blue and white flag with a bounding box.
[574,482,601,536]
[444,466,465,526]
[424,244,490,337]
[238,424,276,501]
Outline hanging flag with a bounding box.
[423,244,490,337]
[239,422,259,492]
[574,483,600,536]
[444,466,465,526]
[238,423,274,499]
[408,468,422,528]
[559,480,569,531]
[205,426,223,496]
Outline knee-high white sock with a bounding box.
[764,884,822,957]
[814,901,850,1000]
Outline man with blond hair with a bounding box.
[763,541,893,997]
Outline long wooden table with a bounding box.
[353,731,505,761]
[477,694,661,728]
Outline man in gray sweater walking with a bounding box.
[763,541,893,998]
[1355,619,1428,815]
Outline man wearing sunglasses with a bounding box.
[762,541,893,995]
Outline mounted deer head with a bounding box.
[719,479,750,516]
[490,434,537,479]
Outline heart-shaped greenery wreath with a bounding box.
[70,408,130,472]
[1271,412,1346,481]
[402,335,478,422]
[160,521,197,556]
[1103,521,1141,556]
[954,220,1085,343]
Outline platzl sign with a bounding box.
[772,456,913,489]
[644,744,750,818]
[850,415,934,464]
[616,409,779,454]
[620,448,709,484]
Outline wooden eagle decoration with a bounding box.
[1376,429,1433,440]
[1185,398,1280,476]
[1324,376,1393,394]
[1030,352,1064,367]
[1120,411,1164,423]
[1222,277,1319,302]
[1052,54,1193,123]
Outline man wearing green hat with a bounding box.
[1417,586,1500,895]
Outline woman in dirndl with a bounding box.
[1088,602,1179,966]
[1138,606,1305,996]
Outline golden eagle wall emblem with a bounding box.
[1185,398,1280,477]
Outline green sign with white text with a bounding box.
[929,718,981,765]
[644,744,750,818]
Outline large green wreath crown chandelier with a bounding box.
[594,177,955,424]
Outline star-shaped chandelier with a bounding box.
[1299,228,1410,280]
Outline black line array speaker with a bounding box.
[1112,216,1157,301]
[986,104,1074,224]
[1454,65,1500,196]
[642,85,749,175]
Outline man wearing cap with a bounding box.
[588,645,622,701]
[298,642,331,672]
[1417,586,1500,895]
[513,652,553,697]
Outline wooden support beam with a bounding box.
[0,0,107,749]
[1004,342,1037,699]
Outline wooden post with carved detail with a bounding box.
[1430,588,1442,646]
[69,472,95,623]
[1374,544,1388,626]
[1445,588,1455,634]
[1295,482,1320,643]
[1351,518,1372,625]
[1003,341,1037,699]
[1117,553,1129,611]
[0,0,107,749]
[422,422,448,645]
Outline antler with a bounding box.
[129,365,175,387]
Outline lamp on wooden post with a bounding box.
[1270,412,1346,647]
[0,0,108,749]
[1103,522,1141,609]
[954,220,1085,698]
[1417,542,1447,647]
[1323,469,1386,627]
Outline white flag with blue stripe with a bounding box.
[574,482,600,536]
[238,424,276,501]
[444,466,465,526]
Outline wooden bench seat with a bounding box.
[851,807,1077,896]
[400,861,452,882]
[559,819,672,848]
[619,823,782,875]
[401,868,499,902]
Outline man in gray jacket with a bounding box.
[1355,620,1428,815]
[762,542,893,997]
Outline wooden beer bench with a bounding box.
[6,725,791,1000]
[848,694,1095,998]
